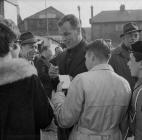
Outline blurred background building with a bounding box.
[90,4,142,47]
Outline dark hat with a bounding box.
[0,16,20,39]
[131,41,142,54]
[120,22,142,37]
[19,32,37,45]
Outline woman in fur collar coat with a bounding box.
[0,18,53,140]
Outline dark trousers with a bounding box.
[57,126,73,140]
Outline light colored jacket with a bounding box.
[53,64,131,140]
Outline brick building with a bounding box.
[90,4,142,47]
[19,6,64,37]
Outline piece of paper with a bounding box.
[59,75,71,89]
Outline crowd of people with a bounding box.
[0,12,142,140]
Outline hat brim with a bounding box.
[21,38,37,45]
[120,29,142,38]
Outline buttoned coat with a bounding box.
[53,64,131,140]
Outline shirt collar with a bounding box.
[90,64,114,72]
[134,78,142,90]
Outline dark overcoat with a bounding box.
[0,58,53,140]
[51,40,87,77]
[109,43,136,90]
[34,56,53,98]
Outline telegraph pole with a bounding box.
[45,0,48,35]
[91,5,94,41]
[77,5,81,25]
[77,6,80,21]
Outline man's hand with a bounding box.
[48,63,59,79]
[56,81,64,92]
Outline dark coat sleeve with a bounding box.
[34,58,53,98]
[32,75,53,129]
[49,56,60,91]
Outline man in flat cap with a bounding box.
[109,22,142,90]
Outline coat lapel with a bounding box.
[58,51,68,74]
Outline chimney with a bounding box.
[91,5,93,19]
[16,5,23,26]
[120,4,125,11]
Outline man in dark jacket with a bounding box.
[49,14,87,140]
[0,17,53,140]
[109,22,142,90]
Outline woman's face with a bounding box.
[127,53,141,77]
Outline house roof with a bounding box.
[26,6,64,19]
[91,9,142,23]
[5,0,18,5]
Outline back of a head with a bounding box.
[131,41,142,62]
[0,17,20,57]
[86,39,111,61]
[58,14,81,30]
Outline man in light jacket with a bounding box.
[52,39,131,140]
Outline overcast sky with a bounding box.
[5,0,142,27]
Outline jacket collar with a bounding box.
[0,58,37,86]
[134,78,142,91]
[91,64,114,72]
[67,39,86,53]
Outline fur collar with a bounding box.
[0,58,37,86]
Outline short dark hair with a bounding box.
[0,27,16,57]
[131,41,142,62]
[132,52,142,62]
[58,14,81,30]
[86,39,111,61]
